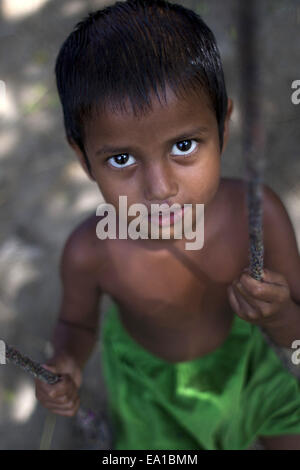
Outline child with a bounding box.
[35,0,300,450]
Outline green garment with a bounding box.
[99,302,300,450]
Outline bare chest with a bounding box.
[98,231,249,362]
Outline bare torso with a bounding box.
[84,177,252,362]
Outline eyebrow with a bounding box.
[95,126,209,157]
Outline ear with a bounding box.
[67,138,96,182]
[222,98,234,152]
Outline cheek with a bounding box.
[94,174,141,210]
[188,152,221,201]
[93,175,121,208]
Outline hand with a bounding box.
[35,353,82,417]
[227,267,292,325]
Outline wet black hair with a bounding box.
[55,0,228,175]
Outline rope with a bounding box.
[238,0,265,282]
[5,342,112,449]
[238,1,296,375]
[5,344,61,384]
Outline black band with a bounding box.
[58,318,97,334]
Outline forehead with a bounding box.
[84,85,217,152]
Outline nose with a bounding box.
[143,160,178,203]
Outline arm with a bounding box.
[51,222,102,370]
[35,218,102,416]
[259,184,300,345]
[228,183,300,347]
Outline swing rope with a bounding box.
[239,0,265,283]
[5,343,112,449]
[239,0,293,374]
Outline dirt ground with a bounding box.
[0,0,300,450]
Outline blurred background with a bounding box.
[0,0,299,450]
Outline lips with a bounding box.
[148,207,183,217]
[148,206,186,227]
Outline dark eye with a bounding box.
[172,139,198,156]
[107,154,136,168]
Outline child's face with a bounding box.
[71,85,232,237]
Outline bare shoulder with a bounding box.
[60,213,105,279]
[261,183,293,223]
[219,176,292,219]
[261,183,300,303]
[261,183,300,261]
[218,176,297,232]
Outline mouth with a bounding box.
[148,206,187,227]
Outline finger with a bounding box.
[36,377,76,400]
[43,407,77,417]
[232,284,260,320]
[47,376,76,398]
[242,267,287,286]
[37,388,78,406]
[234,280,270,309]
[41,395,80,412]
[36,383,65,400]
[41,364,59,375]
[234,280,259,306]
[260,268,288,286]
[227,285,248,320]
[234,281,280,318]
[45,398,80,417]
[238,273,289,304]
